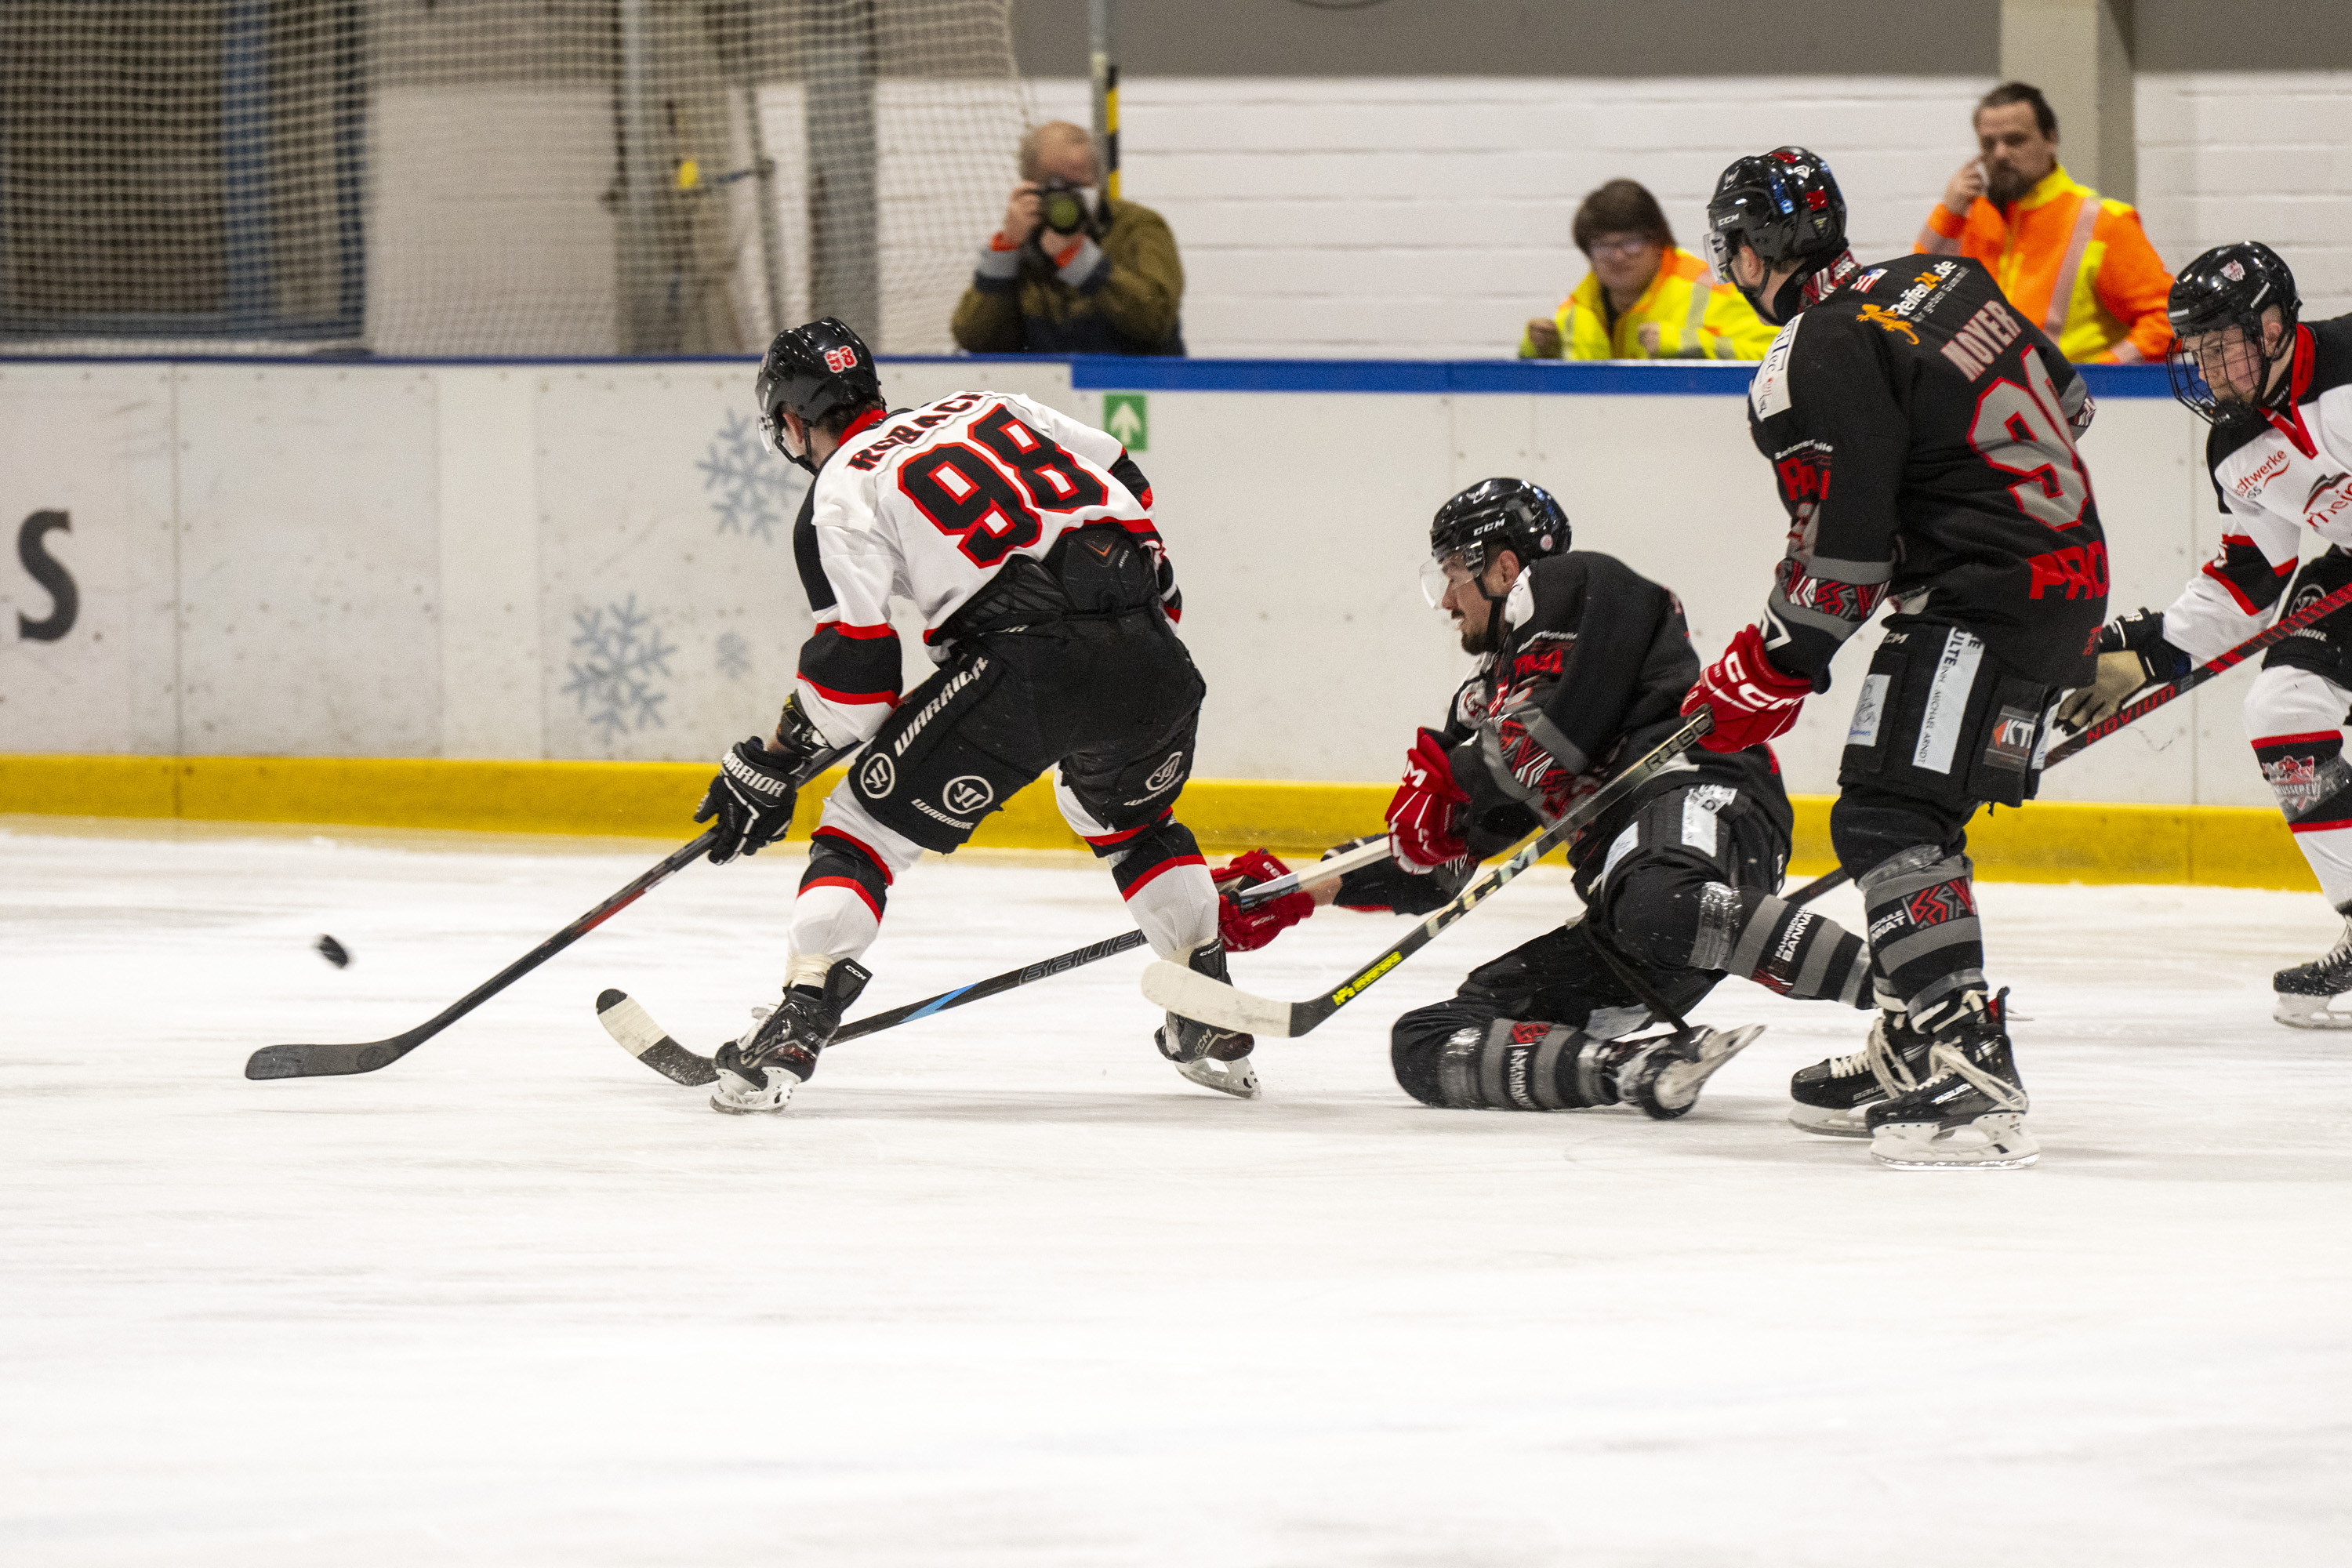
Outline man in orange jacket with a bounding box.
[1916,82,2172,364]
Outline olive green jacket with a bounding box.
[951,198,1185,356]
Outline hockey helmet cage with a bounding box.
[1424,478,1569,605]
[2165,242,2301,425]
[756,318,884,466]
[1703,147,1848,305]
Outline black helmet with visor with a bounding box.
[2165,242,2301,426]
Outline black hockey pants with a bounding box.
[1392,780,1871,1109]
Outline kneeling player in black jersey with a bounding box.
[1684,149,2106,1168]
[2059,243,2352,1027]
[1210,478,1875,1118]
[689,319,1247,1113]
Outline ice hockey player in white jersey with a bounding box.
[2060,244,2352,1027]
[690,319,1243,1112]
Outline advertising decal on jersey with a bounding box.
[1750,317,1804,419]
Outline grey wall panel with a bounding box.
[533,365,815,762]
[0,365,178,754]
[172,367,444,757]
[1011,0,2000,78]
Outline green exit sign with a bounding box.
[1102,392,1148,452]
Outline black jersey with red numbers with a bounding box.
[1744,253,2107,688]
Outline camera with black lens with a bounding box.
[1034,176,1094,238]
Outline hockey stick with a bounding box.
[246,829,724,1080]
[246,746,856,1081]
[1772,576,2352,905]
[600,835,1399,1085]
[1141,711,1714,1039]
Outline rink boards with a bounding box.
[0,354,2311,887]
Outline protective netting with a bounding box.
[0,2,1029,357]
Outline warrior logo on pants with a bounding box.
[942,775,994,814]
[858,753,896,799]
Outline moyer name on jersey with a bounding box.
[2162,318,2352,665]
[1743,252,2105,688]
[789,390,1165,747]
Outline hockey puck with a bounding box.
[316,935,351,969]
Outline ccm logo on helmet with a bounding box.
[823,345,859,373]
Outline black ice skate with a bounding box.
[1607,1025,1768,1120]
[1156,940,1259,1099]
[1864,989,2037,1170]
[1788,1009,1932,1138]
[2272,916,2352,1029]
[710,960,870,1115]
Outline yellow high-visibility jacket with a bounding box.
[1519,246,1777,361]
[1915,164,2172,364]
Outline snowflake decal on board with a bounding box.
[563,595,677,742]
[715,630,752,682]
[698,412,803,543]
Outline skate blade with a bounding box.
[1176,1054,1261,1100]
[2273,994,2352,1029]
[1788,1105,1873,1139]
[709,1072,796,1116]
[1869,1112,2039,1170]
[1639,1025,1765,1117]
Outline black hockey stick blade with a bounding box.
[598,836,1399,1083]
[1762,576,2352,907]
[1144,711,1715,1038]
[246,829,723,1080]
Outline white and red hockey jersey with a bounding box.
[789,390,1177,746]
[2162,318,2352,662]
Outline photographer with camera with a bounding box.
[952,120,1185,357]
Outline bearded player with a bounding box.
[1211,478,1876,1118]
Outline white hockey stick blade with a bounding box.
[596,988,720,1086]
[1142,960,1298,1038]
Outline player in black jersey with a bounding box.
[2059,243,2352,1026]
[1210,478,1875,1118]
[1682,147,2107,1168]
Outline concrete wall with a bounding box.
[0,355,2278,813]
[998,69,2352,358]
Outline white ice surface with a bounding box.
[5,820,2351,1567]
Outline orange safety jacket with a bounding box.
[1915,164,2172,364]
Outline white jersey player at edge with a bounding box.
[690,318,1247,1112]
[2060,244,2352,1027]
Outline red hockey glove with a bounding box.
[1495,713,1579,818]
[1682,623,1812,753]
[1386,728,1472,873]
[1213,848,1314,953]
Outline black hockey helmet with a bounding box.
[1704,147,1848,315]
[1421,478,1569,607]
[756,317,884,469]
[2165,242,2302,426]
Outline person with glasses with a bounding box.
[1519,180,1775,361]
[2057,243,2352,1029]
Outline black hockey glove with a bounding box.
[2056,608,2190,731]
[696,738,804,864]
[696,697,831,864]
